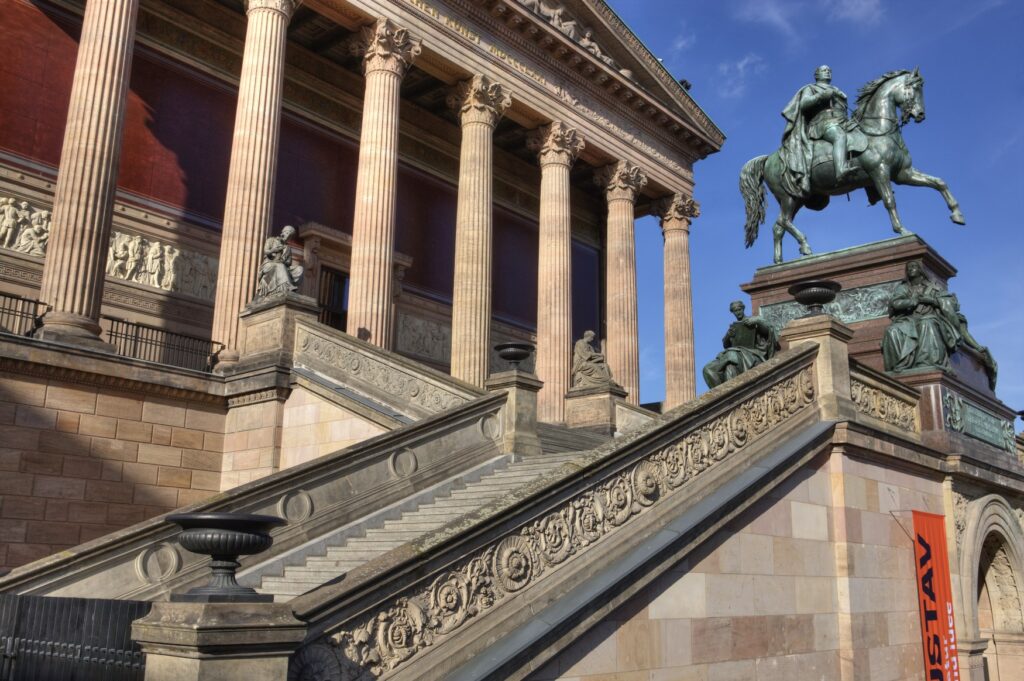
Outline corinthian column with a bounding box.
[448,75,511,387]
[211,0,300,366]
[655,194,700,410]
[595,161,647,405]
[36,0,140,349]
[345,18,421,347]
[527,122,584,423]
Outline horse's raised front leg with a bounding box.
[895,166,965,225]
[868,164,911,236]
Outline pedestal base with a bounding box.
[35,311,115,353]
[565,384,628,436]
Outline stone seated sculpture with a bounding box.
[571,330,620,390]
[702,301,779,388]
[254,225,303,302]
[881,261,997,389]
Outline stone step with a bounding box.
[381,520,451,532]
[258,582,311,597]
[362,530,425,541]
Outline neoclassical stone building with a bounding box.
[0,1,1022,681]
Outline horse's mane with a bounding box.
[852,70,912,121]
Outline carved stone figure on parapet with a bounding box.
[702,301,779,388]
[0,198,18,248]
[882,261,997,389]
[254,225,303,302]
[572,330,620,389]
[14,209,50,256]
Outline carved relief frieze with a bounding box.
[0,195,50,257]
[294,365,815,679]
[850,377,918,433]
[759,281,900,332]
[941,387,1016,453]
[513,1,629,77]
[397,312,452,365]
[297,327,467,413]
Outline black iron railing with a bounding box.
[0,293,45,337]
[0,594,151,681]
[104,317,222,373]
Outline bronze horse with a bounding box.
[740,69,965,264]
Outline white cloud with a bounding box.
[670,25,697,55]
[735,0,800,38]
[717,53,767,99]
[734,0,886,37]
[823,0,884,24]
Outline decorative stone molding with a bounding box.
[952,488,970,551]
[758,281,900,332]
[849,377,918,433]
[527,121,585,167]
[304,365,815,678]
[355,17,422,77]
[653,193,700,232]
[595,160,647,203]
[244,0,301,15]
[227,387,290,409]
[448,74,512,127]
[296,327,467,413]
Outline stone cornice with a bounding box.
[526,121,584,167]
[447,74,512,127]
[595,160,647,204]
[355,16,423,77]
[654,193,700,231]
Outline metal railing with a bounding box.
[0,293,45,337]
[104,317,222,373]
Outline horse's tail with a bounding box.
[739,155,769,248]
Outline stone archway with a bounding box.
[958,495,1024,681]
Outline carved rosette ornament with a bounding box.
[447,74,512,128]
[356,16,422,77]
[527,121,585,167]
[595,160,648,203]
[291,365,816,680]
[654,194,700,233]
[244,0,301,16]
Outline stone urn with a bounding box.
[788,280,841,317]
[168,512,286,603]
[494,341,535,369]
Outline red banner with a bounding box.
[912,511,960,681]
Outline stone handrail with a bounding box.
[285,343,822,678]
[849,360,920,435]
[0,391,507,600]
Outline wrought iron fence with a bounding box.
[0,293,45,337]
[103,317,221,373]
[0,594,151,681]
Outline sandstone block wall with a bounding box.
[531,451,943,681]
[0,373,224,569]
[279,387,385,470]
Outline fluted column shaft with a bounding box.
[211,0,299,364]
[36,0,140,346]
[449,75,510,387]
[656,194,700,409]
[528,123,584,423]
[596,161,647,406]
[346,17,420,347]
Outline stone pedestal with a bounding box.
[565,384,628,436]
[741,235,957,376]
[211,0,300,367]
[449,75,511,388]
[35,0,139,351]
[779,314,855,422]
[231,293,319,370]
[346,18,421,348]
[132,602,305,681]
[486,369,543,457]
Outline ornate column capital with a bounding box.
[654,193,700,234]
[244,0,301,17]
[354,17,422,78]
[595,160,647,204]
[447,74,511,128]
[527,121,585,168]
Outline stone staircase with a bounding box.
[257,451,584,600]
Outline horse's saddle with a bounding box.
[811,127,869,169]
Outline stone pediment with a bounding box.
[498,0,724,151]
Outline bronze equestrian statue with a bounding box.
[740,66,965,264]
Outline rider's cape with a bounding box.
[779,83,832,198]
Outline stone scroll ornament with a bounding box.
[253,225,303,302]
[287,366,816,680]
[740,67,965,264]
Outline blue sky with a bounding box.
[609,0,1024,415]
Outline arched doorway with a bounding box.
[959,495,1024,681]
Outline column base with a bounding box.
[34,311,115,353]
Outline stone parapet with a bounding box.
[486,368,543,458]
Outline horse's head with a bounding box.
[897,68,926,124]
